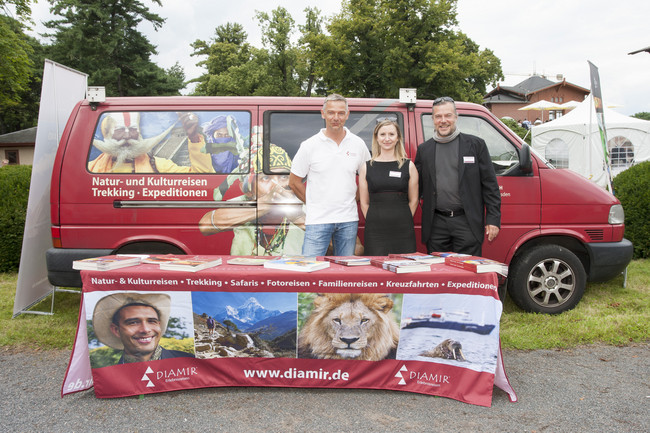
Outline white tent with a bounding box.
[531,95,650,188]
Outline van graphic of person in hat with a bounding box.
[93,293,195,364]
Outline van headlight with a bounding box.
[608,204,625,224]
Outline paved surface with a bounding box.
[1,344,648,432]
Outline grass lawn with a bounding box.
[1,259,648,351]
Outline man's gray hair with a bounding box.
[323,93,348,111]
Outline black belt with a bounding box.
[435,209,465,217]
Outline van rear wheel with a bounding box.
[508,245,586,314]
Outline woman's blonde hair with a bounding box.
[370,120,406,168]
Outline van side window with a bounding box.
[266,111,401,172]
[87,111,251,174]
[422,114,519,175]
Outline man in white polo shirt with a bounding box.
[289,94,370,256]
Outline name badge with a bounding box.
[463,156,475,164]
[389,171,402,178]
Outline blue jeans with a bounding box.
[302,221,358,256]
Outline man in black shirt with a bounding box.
[414,97,501,255]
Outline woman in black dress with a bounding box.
[359,120,419,255]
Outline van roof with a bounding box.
[82,95,483,111]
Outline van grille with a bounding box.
[585,229,604,241]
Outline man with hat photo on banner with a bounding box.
[93,293,195,365]
[199,142,306,256]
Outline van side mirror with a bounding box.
[519,143,533,174]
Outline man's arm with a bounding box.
[289,173,306,203]
[476,137,501,240]
[358,162,370,218]
[407,161,420,216]
[179,112,217,173]
[199,208,256,235]
[413,145,425,199]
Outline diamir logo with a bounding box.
[394,365,409,385]
[141,367,155,388]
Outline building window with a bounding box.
[545,138,569,168]
[4,150,19,165]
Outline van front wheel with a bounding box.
[508,245,586,314]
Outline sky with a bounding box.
[23,0,650,116]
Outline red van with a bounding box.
[47,95,632,313]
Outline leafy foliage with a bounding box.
[222,319,239,331]
[88,337,194,368]
[0,15,44,133]
[612,161,650,259]
[192,2,502,100]
[0,15,36,132]
[89,345,122,368]
[0,165,31,272]
[191,7,312,97]
[312,0,503,100]
[0,0,33,20]
[632,112,650,121]
[255,7,302,96]
[500,118,531,145]
[190,23,261,96]
[297,7,326,96]
[43,0,184,96]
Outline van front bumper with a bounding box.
[46,248,113,288]
[585,238,633,282]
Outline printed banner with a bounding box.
[62,261,517,406]
[588,60,613,191]
[13,60,87,316]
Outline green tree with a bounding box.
[222,319,239,332]
[632,112,650,121]
[190,23,264,96]
[255,7,301,96]
[192,7,321,97]
[0,15,36,132]
[314,0,503,101]
[0,0,33,20]
[297,7,326,96]
[44,0,184,96]
[501,118,531,145]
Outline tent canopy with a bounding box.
[531,95,650,188]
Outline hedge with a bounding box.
[0,165,32,272]
[500,118,532,145]
[612,161,650,259]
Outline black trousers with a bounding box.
[426,213,482,256]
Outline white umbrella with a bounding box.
[559,100,581,110]
[518,100,564,122]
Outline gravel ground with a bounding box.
[1,344,648,432]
